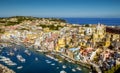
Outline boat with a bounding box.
[59,61,62,63]
[0,56,17,66]
[54,58,58,61]
[7,62,17,66]
[62,65,66,69]
[45,60,51,63]
[9,51,14,56]
[14,48,17,51]
[46,55,54,59]
[60,70,67,73]
[24,50,31,56]
[17,55,26,62]
[76,67,81,71]
[47,61,51,63]
[51,63,55,66]
[45,60,49,62]
[35,57,38,61]
[17,66,23,69]
[72,68,76,72]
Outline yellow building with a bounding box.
[58,38,65,48]
[43,27,50,32]
[55,44,59,52]
[105,41,111,47]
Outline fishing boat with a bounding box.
[17,55,26,62]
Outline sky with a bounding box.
[0,0,120,18]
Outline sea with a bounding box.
[62,18,120,26]
[0,45,90,73]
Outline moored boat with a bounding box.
[17,54,26,62]
[60,70,67,73]
[17,66,23,69]
[72,68,76,72]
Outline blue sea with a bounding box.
[0,45,90,73]
[62,18,120,26]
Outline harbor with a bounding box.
[0,45,90,73]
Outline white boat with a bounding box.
[47,61,51,64]
[9,51,14,56]
[59,61,62,63]
[60,70,67,73]
[7,62,17,66]
[54,58,58,61]
[76,67,81,71]
[46,55,54,59]
[14,48,17,51]
[72,68,76,72]
[62,65,66,69]
[17,66,23,69]
[0,56,17,66]
[35,57,38,61]
[51,63,55,66]
[17,55,26,62]
[24,50,31,56]
[45,60,51,63]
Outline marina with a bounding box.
[0,45,90,73]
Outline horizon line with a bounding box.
[0,15,120,18]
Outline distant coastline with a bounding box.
[1,16,120,26]
[62,18,120,26]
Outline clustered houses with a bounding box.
[0,17,120,72]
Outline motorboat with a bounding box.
[72,68,76,72]
[51,63,55,66]
[9,51,14,56]
[17,55,26,62]
[17,66,23,69]
[62,65,66,69]
[35,57,38,61]
[24,50,31,56]
[76,67,81,70]
[60,70,67,73]
[0,56,17,66]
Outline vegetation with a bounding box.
[85,24,90,27]
[48,18,66,23]
[104,65,120,73]
[0,29,5,33]
[37,24,63,30]
[4,21,19,26]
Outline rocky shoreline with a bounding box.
[0,64,15,73]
